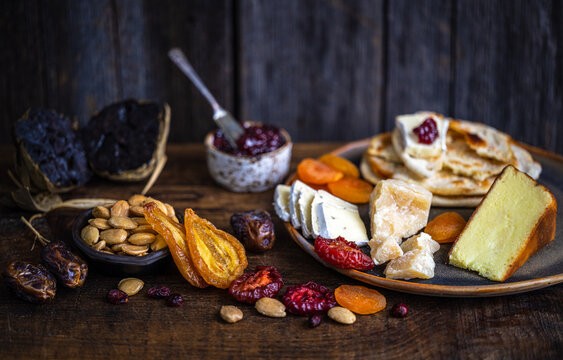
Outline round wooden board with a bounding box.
[285,138,563,297]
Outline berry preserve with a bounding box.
[213,124,285,156]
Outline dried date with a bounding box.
[41,241,88,288]
[3,261,56,304]
[230,210,275,252]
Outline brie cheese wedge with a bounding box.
[289,180,315,229]
[311,190,357,238]
[316,201,369,246]
[273,184,291,222]
[298,184,317,238]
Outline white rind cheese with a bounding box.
[311,190,356,238]
[298,185,317,238]
[396,112,449,158]
[273,184,291,222]
[289,180,314,229]
[317,202,368,246]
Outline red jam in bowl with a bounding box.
[213,124,286,156]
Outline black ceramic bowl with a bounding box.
[71,209,171,276]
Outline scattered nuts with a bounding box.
[255,297,286,318]
[128,194,147,207]
[92,206,110,219]
[111,243,126,252]
[81,225,99,245]
[108,216,138,230]
[131,217,148,225]
[111,200,130,217]
[128,233,156,246]
[131,224,156,234]
[92,240,106,251]
[129,206,145,217]
[328,306,356,325]
[118,278,144,296]
[88,218,111,230]
[220,305,243,323]
[100,229,128,245]
[122,244,149,256]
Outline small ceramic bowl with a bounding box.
[71,210,171,276]
[204,126,292,192]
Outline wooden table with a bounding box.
[1,143,561,359]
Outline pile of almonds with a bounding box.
[80,194,176,256]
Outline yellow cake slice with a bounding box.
[448,165,556,281]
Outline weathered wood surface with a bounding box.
[0,0,562,152]
[0,143,561,360]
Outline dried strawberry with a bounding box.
[314,236,374,271]
[229,266,284,304]
[282,281,336,316]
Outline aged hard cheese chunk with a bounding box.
[384,250,435,280]
[369,238,403,265]
[311,190,357,238]
[298,185,317,238]
[289,180,315,229]
[448,166,557,282]
[401,232,440,254]
[273,185,291,222]
[316,202,369,246]
[369,179,432,244]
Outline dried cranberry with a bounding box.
[167,294,184,307]
[413,118,439,144]
[213,124,285,156]
[314,236,374,271]
[107,289,128,304]
[147,285,171,298]
[391,303,408,318]
[231,210,275,252]
[308,315,322,328]
[229,266,283,304]
[282,281,336,316]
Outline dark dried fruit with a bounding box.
[81,99,169,181]
[41,241,88,288]
[3,261,56,304]
[107,289,129,304]
[309,315,322,328]
[413,118,439,144]
[314,236,374,271]
[147,285,171,298]
[391,303,408,318]
[166,294,184,307]
[228,266,284,304]
[282,281,336,316]
[213,124,285,156]
[231,210,275,252]
[14,109,91,192]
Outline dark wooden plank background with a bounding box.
[1,0,562,153]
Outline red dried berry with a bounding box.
[166,294,184,307]
[314,236,374,271]
[391,303,408,318]
[147,285,171,298]
[229,266,284,304]
[213,124,285,156]
[413,118,439,144]
[308,315,322,328]
[282,281,336,316]
[107,289,128,304]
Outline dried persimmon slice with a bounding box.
[334,285,386,315]
[184,208,248,289]
[318,154,360,178]
[297,158,344,185]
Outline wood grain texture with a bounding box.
[0,143,562,359]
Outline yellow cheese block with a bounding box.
[448,166,556,281]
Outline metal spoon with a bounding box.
[168,48,244,148]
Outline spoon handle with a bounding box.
[168,48,222,113]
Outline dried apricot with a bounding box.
[327,177,374,204]
[144,203,208,288]
[334,285,386,315]
[424,212,466,243]
[297,158,344,185]
[184,208,248,289]
[318,154,360,178]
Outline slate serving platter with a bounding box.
[286,139,563,297]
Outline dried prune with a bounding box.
[228,266,283,304]
[166,294,184,307]
[231,210,275,252]
[107,289,128,304]
[14,109,91,192]
[282,281,336,316]
[3,261,56,304]
[213,124,285,156]
[147,285,171,298]
[41,241,88,288]
[314,236,374,271]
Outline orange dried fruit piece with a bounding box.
[425,212,466,243]
[334,285,386,315]
[184,208,248,289]
[327,177,374,204]
[297,158,344,185]
[143,203,208,288]
[318,154,360,178]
